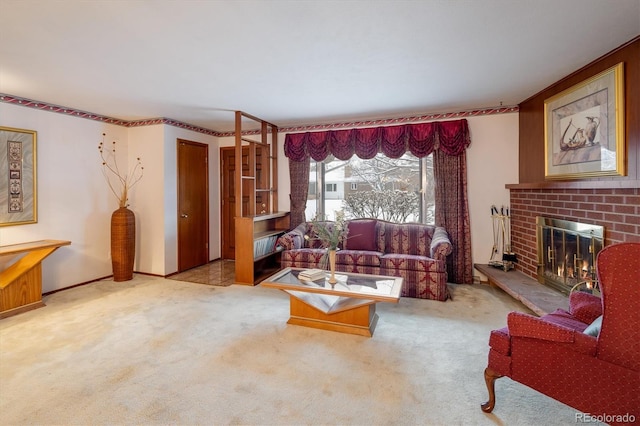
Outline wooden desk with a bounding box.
[0,240,71,319]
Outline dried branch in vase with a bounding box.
[98,133,144,208]
[305,210,349,250]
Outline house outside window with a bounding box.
[306,152,434,224]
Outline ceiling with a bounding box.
[1,0,639,133]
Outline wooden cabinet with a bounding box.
[233,111,290,284]
[235,211,290,285]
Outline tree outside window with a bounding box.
[306,152,434,224]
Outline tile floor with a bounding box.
[168,259,236,286]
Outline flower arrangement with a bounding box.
[305,210,349,250]
[98,133,144,208]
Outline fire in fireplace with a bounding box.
[536,217,604,295]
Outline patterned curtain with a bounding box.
[434,149,473,284]
[288,156,310,228]
[285,121,448,160]
[284,119,473,283]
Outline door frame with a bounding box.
[177,138,209,272]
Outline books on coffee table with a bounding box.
[298,269,326,281]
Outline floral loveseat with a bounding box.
[277,219,453,301]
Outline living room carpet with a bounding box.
[0,275,592,425]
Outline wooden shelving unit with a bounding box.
[234,111,290,285]
[235,212,290,285]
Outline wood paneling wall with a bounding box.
[509,36,640,280]
[518,36,640,185]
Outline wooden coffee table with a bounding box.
[260,268,402,337]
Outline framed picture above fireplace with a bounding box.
[544,62,625,180]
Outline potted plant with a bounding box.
[305,210,349,284]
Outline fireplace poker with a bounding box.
[489,205,517,271]
[490,205,499,260]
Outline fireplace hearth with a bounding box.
[536,217,604,295]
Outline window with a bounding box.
[306,152,434,224]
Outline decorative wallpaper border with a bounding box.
[0,94,219,136]
[1,93,518,137]
[280,106,519,134]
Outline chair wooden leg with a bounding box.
[481,367,502,413]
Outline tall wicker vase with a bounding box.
[111,207,135,282]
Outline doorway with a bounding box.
[177,139,209,272]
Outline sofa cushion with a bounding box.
[336,249,382,266]
[569,291,603,324]
[542,309,590,333]
[583,315,603,337]
[380,222,433,256]
[345,219,378,251]
[277,223,306,250]
[380,253,444,272]
[305,221,345,249]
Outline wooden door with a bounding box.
[220,146,262,259]
[220,146,269,259]
[221,147,237,259]
[177,139,209,272]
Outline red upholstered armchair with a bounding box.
[481,242,640,424]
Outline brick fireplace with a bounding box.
[510,38,639,284]
[477,38,639,312]
[509,187,640,280]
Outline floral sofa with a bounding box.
[277,219,453,301]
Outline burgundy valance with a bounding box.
[284,119,470,161]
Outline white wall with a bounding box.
[465,113,519,280]
[1,103,219,290]
[122,125,219,276]
[1,101,516,291]
[161,126,219,274]
[127,125,166,276]
[0,103,128,291]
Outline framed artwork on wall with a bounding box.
[544,62,625,180]
[0,126,37,226]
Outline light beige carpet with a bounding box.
[0,275,590,425]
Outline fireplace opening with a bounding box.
[536,217,604,295]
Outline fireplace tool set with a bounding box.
[489,205,518,271]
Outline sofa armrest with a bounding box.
[430,227,453,260]
[277,223,307,250]
[569,291,602,324]
[507,311,576,342]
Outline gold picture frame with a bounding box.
[0,126,37,226]
[544,62,625,179]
